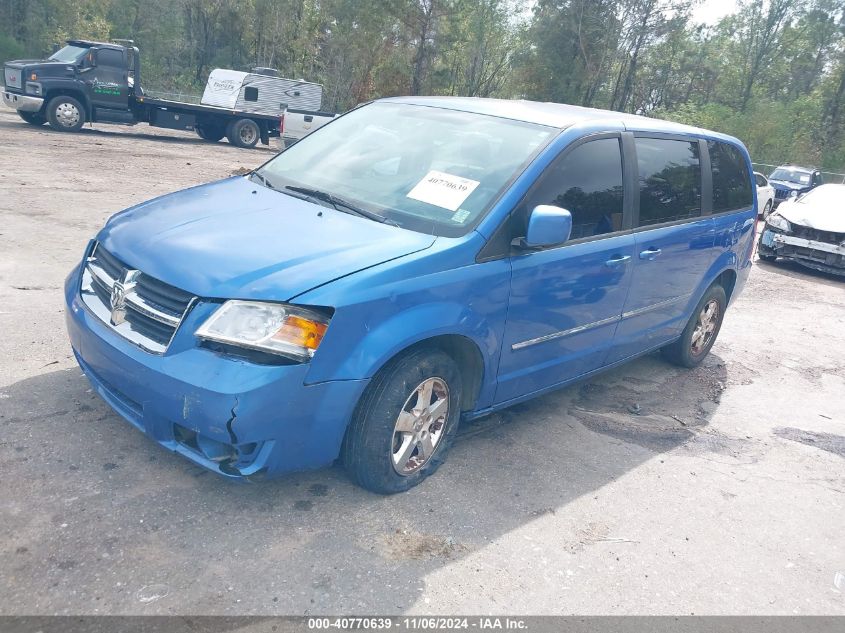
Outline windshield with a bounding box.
[769,168,812,185]
[48,45,89,63]
[256,102,555,236]
[796,184,845,206]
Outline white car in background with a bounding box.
[758,183,845,275]
[755,171,775,217]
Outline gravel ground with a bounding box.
[0,108,843,616]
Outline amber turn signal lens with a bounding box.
[272,315,329,351]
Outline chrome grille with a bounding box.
[80,243,195,353]
[4,66,22,91]
[774,188,791,200]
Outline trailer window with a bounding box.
[244,87,259,102]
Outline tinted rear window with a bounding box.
[636,138,701,226]
[709,141,752,212]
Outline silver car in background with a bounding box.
[758,184,845,275]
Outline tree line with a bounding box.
[2,0,844,170]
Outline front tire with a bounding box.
[18,111,46,126]
[46,95,85,132]
[342,348,462,494]
[662,284,726,368]
[226,118,260,148]
[762,200,773,218]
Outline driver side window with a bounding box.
[522,137,625,240]
[96,49,124,68]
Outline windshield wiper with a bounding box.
[284,186,395,225]
[249,171,275,189]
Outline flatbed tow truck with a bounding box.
[3,40,285,148]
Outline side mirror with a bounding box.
[520,205,573,249]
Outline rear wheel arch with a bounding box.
[717,268,737,304]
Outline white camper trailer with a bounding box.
[200,69,325,116]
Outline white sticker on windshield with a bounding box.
[799,175,810,184]
[407,170,480,211]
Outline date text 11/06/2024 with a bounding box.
[307,617,528,630]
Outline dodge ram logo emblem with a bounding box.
[110,270,139,325]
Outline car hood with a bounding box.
[97,176,437,300]
[769,179,809,191]
[5,59,69,68]
[776,200,845,233]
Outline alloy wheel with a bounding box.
[690,299,720,356]
[391,377,450,475]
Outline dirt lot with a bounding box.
[0,108,843,615]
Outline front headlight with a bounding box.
[196,300,330,361]
[766,213,791,232]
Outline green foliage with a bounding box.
[0,33,27,62]
[1,0,844,170]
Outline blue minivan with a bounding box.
[65,97,756,493]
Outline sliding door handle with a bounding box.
[605,255,631,268]
[639,248,662,260]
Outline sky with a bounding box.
[516,0,743,26]
[691,0,741,25]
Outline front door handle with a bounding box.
[639,248,662,260]
[605,255,631,268]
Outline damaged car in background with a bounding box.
[758,184,845,275]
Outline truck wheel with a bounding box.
[227,118,260,148]
[18,111,46,126]
[196,124,224,142]
[342,348,462,494]
[661,284,726,368]
[47,96,85,132]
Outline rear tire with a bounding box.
[46,95,85,132]
[342,348,462,494]
[196,123,224,142]
[661,284,726,368]
[762,200,773,218]
[18,111,46,126]
[226,118,260,148]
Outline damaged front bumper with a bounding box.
[64,266,368,480]
[760,229,845,276]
